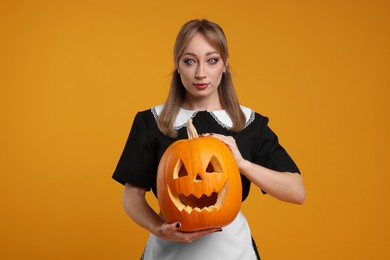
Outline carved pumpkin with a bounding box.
[157,119,242,232]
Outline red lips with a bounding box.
[193,83,209,90]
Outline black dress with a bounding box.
[112,105,300,259]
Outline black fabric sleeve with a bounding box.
[255,117,300,174]
[112,112,157,190]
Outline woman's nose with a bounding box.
[195,64,206,79]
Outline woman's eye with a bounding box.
[184,59,195,65]
[209,58,219,64]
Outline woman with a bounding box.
[113,19,305,259]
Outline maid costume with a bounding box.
[113,105,300,260]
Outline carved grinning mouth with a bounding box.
[168,181,229,213]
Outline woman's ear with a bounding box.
[223,65,229,73]
[224,58,229,73]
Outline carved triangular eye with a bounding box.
[174,159,188,179]
[206,155,223,173]
[206,162,215,173]
[179,165,188,178]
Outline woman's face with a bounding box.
[178,33,226,110]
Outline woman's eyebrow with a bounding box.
[206,51,219,56]
[182,52,197,57]
[182,51,219,57]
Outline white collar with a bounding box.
[151,105,255,130]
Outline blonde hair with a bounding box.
[157,19,246,137]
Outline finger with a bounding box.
[208,133,227,142]
[192,228,222,239]
[163,222,181,233]
[211,133,235,142]
[180,228,221,243]
[173,222,181,231]
[210,134,236,148]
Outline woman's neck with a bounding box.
[181,94,222,112]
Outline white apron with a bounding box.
[142,211,257,260]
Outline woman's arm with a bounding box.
[122,183,220,242]
[239,160,305,204]
[209,134,306,204]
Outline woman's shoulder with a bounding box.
[150,104,164,119]
[237,105,270,129]
[129,106,160,126]
[133,106,161,118]
[240,105,256,124]
[239,105,267,117]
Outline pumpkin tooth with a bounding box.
[194,207,202,212]
[193,191,204,199]
[204,205,216,212]
[181,190,193,197]
[184,205,192,213]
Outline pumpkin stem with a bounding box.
[186,119,199,139]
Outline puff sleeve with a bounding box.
[254,117,300,174]
[112,112,158,190]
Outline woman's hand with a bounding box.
[123,183,220,243]
[155,222,221,243]
[202,133,245,169]
[203,133,306,204]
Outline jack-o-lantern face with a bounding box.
[169,154,227,213]
[157,119,242,232]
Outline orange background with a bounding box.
[1,0,389,259]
